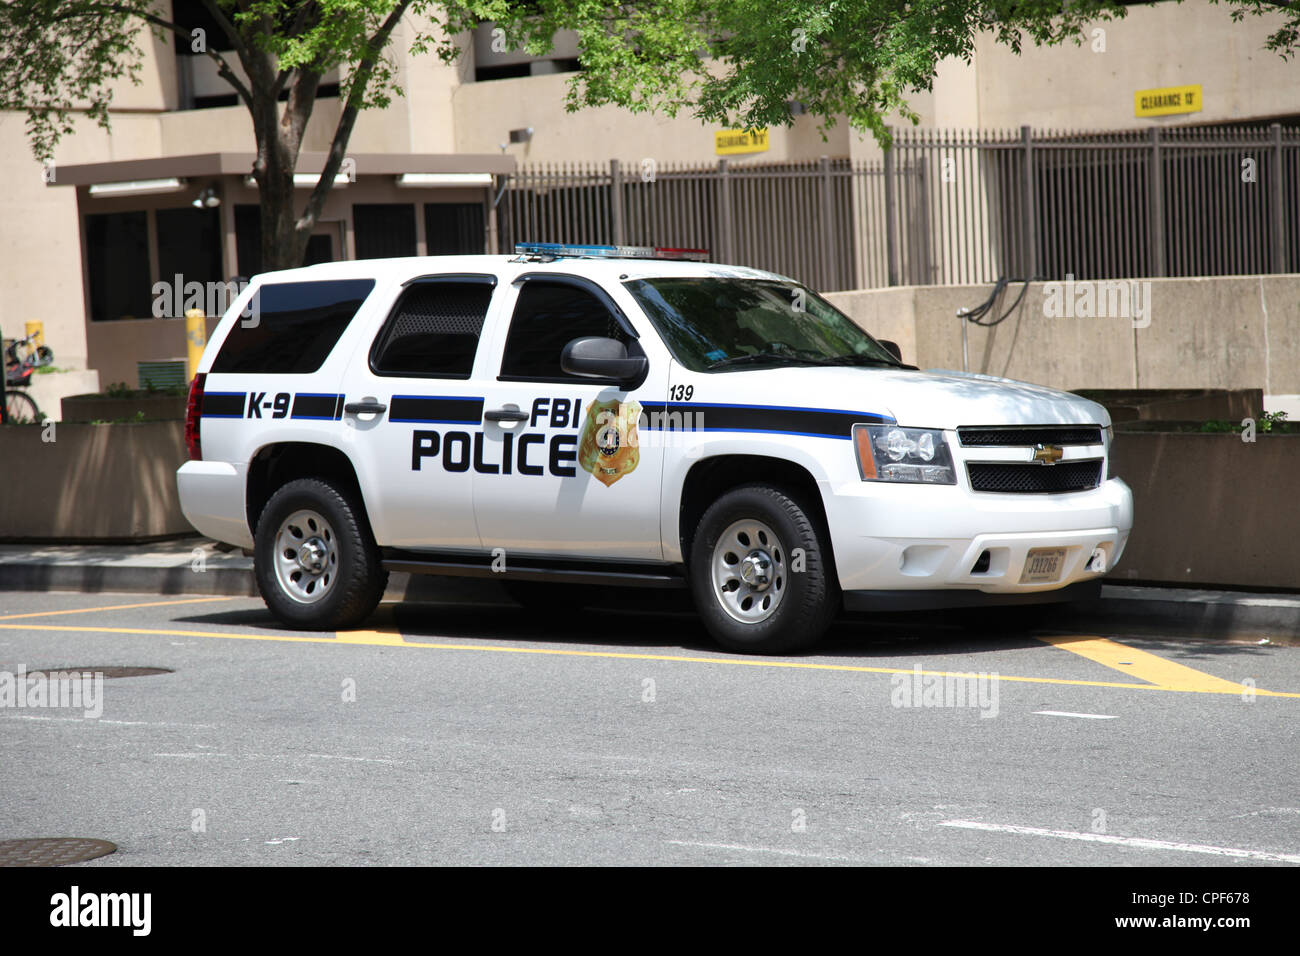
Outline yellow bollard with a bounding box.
[185,308,207,382]
[24,320,43,348]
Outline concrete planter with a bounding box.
[61,392,186,423]
[1109,427,1300,590]
[0,421,191,541]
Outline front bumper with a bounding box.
[822,476,1133,594]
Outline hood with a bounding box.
[701,366,1109,431]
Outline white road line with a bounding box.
[939,820,1300,864]
[667,840,863,863]
[1,715,215,728]
[1033,710,1118,720]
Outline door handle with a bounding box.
[484,408,529,423]
[344,401,387,415]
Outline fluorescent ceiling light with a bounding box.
[241,174,352,188]
[395,173,493,188]
[88,178,187,198]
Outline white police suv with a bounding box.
[177,243,1132,654]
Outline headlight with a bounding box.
[853,424,955,484]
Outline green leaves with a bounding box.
[0,1,148,161]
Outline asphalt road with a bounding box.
[0,587,1297,867]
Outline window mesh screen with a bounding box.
[371,282,491,378]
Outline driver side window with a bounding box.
[499,280,632,381]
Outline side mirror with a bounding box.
[878,339,903,363]
[561,336,647,383]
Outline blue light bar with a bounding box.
[514,242,709,261]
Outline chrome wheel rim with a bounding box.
[710,518,787,624]
[273,509,338,604]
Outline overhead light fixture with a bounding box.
[88,178,187,198]
[192,185,221,209]
[241,173,352,189]
[395,173,493,188]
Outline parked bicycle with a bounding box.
[2,331,52,423]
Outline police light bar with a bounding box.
[514,242,709,261]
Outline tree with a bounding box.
[1,0,458,270]
[0,1,1178,271]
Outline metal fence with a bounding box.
[495,123,1300,291]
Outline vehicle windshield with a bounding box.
[622,276,906,373]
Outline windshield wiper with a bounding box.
[825,354,911,369]
[705,353,830,371]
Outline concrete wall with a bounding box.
[1109,431,1300,590]
[826,274,1300,395]
[0,421,189,541]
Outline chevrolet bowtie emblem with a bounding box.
[1032,443,1064,465]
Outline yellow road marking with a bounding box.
[1,620,1296,697]
[0,596,236,622]
[1039,635,1253,694]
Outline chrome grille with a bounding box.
[967,460,1103,494]
[958,425,1103,447]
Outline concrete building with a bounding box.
[2,0,1298,410]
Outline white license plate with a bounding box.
[1020,548,1066,584]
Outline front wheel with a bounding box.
[254,478,387,630]
[3,390,38,424]
[689,484,839,654]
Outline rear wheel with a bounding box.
[254,478,387,629]
[689,484,838,654]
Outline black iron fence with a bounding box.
[495,124,1300,291]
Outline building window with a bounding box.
[156,206,223,292]
[85,212,152,322]
[354,203,417,259]
[425,203,486,255]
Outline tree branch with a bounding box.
[297,0,411,232]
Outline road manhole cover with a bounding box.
[24,667,172,679]
[0,838,118,867]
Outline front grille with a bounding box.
[967,460,1102,493]
[958,425,1102,447]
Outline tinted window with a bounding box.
[85,212,151,321]
[370,279,492,378]
[211,279,374,374]
[499,281,630,380]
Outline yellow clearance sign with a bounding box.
[1135,84,1203,118]
[715,128,769,155]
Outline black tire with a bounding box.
[254,478,387,630]
[689,484,839,654]
[3,390,38,424]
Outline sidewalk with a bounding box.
[0,538,1296,640]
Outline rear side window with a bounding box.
[211,279,375,374]
[499,280,631,381]
[369,278,493,378]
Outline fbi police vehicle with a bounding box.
[177,243,1133,654]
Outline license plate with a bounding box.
[1020,548,1066,584]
